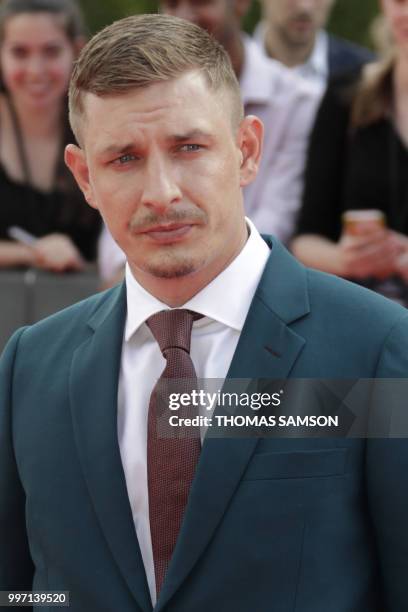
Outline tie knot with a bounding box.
[147,309,201,354]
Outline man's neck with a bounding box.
[264,25,315,68]
[129,272,210,307]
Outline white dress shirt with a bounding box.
[253,22,329,90]
[117,218,270,605]
[240,35,321,242]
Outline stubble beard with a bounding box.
[128,207,208,279]
[280,17,315,49]
[142,248,202,279]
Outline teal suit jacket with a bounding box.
[1,238,408,611]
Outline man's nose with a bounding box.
[140,155,182,212]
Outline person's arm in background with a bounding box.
[291,71,399,278]
[336,119,401,280]
[0,240,34,268]
[31,234,84,272]
[0,235,84,273]
[394,233,408,281]
[293,231,399,278]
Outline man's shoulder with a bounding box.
[307,265,402,310]
[305,266,408,342]
[261,238,408,336]
[328,33,375,77]
[304,268,408,377]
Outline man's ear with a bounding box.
[64,144,97,209]
[237,115,263,187]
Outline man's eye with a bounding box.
[179,144,202,152]
[115,154,137,164]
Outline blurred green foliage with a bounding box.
[80,0,155,34]
[327,0,379,48]
[80,0,380,49]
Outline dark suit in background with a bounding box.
[328,34,374,80]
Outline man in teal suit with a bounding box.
[1,14,408,612]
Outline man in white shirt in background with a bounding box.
[254,0,374,89]
[98,0,320,287]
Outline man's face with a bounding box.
[66,71,261,293]
[262,0,335,47]
[160,0,236,46]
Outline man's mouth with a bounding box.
[140,223,195,243]
[290,15,313,30]
[292,18,312,26]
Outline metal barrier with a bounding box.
[0,268,100,351]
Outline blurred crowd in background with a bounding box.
[1,0,408,346]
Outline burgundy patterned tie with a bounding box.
[146,309,202,596]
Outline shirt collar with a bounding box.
[124,218,270,341]
[293,29,328,82]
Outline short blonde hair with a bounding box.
[69,14,243,142]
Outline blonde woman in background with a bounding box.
[292,0,408,304]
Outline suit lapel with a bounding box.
[69,284,152,612]
[157,238,310,610]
